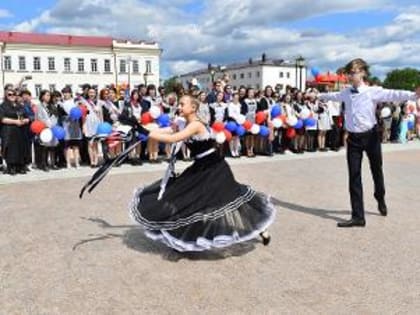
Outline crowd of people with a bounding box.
[0,78,419,176]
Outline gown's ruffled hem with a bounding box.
[128,187,276,252]
[129,185,256,230]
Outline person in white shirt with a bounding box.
[319,58,420,228]
[227,93,243,157]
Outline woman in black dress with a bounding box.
[0,89,30,175]
[81,95,276,252]
[130,95,276,252]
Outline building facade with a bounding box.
[178,55,307,94]
[0,31,161,98]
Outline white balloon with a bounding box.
[272,118,283,128]
[236,114,246,125]
[408,114,416,122]
[380,107,391,118]
[250,124,260,135]
[299,107,311,119]
[40,128,53,143]
[286,116,298,127]
[150,106,161,119]
[216,132,226,144]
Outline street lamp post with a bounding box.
[143,72,148,86]
[295,56,305,91]
[127,56,131,90]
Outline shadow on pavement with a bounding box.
[73,217,257,262]
[271,197,380,222]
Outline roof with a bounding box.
[0,31,113,47]
[180,58,298,77]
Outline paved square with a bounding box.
[1,143,420,314]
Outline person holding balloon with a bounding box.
[242,88,258,157]
[119,90,144,165]
[227,92,244,158]
[0,88,30,175]
[318,58,420,227]
[257,86,276,156]
[61,87,82,169]
[34,90,59,171]
[83,87,103,168]
[144,85,162,163]
[210,91,228,157]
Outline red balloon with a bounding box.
[243,120,252,130]
[255,111,267,124]
[212,122,225,132]
[223,130,232,142]
[79,104,88,118]
[30,120,46,134]
[141,112,153,125]
[286,128,296,139]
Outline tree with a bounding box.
[383,68,420,91]
[163,76,183,94]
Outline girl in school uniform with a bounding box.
[144,84,161,163]
[291,92,306,153]
[83,87,103,167]
[257,86,275,156]
[305,93,318,152]
[35,90,59,171]
[316,100,332,151]
[210,91,228,157]
[242,88,258,157]
[227,92,243,157]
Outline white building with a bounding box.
[178,54,307,93]
[0,31,161,99]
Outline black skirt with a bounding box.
[129,153,276,252]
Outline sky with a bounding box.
[0,0,419,80]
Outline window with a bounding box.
[256,71,260,78]
[233,86,237,90]
[120,59,127,73]
[4,56,12,71]
[248,72,252,78]
[279,72,284,78]
[104,59,111,73]
[286,72,290,79]
[64,58,71,72]
[21,84,28,90]
[145,60,152,73]
[78,58,85,72]
[35,84,42,97]
[256,84,260,90]
[19,56,26,71]
[33,57,41,71]
[91,59,98,72]
[48,57,55,71]
[49,84,56,91]
[232,74,237,80]
[132,60,139,73]
[240,73,244,79]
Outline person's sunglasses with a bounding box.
[7,93,16,97]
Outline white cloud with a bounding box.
[9,0,420,79]
[0,8,12,18]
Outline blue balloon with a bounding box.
[69,107,82,121]
[408,121,415,130]
[225,121,238,133]
[270,104,282,118]
[52,126,66,140]
[311,67,320,77]
[96,122,113,135]
[157,114,171,127]
[294,119,304,129]
[236,125,246,136]
[304,118,317,128]
[259,125,270,137]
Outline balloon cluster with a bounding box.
[30,120,66,143]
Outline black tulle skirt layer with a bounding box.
[129,153,276,252]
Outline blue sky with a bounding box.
[1,0,419,79]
